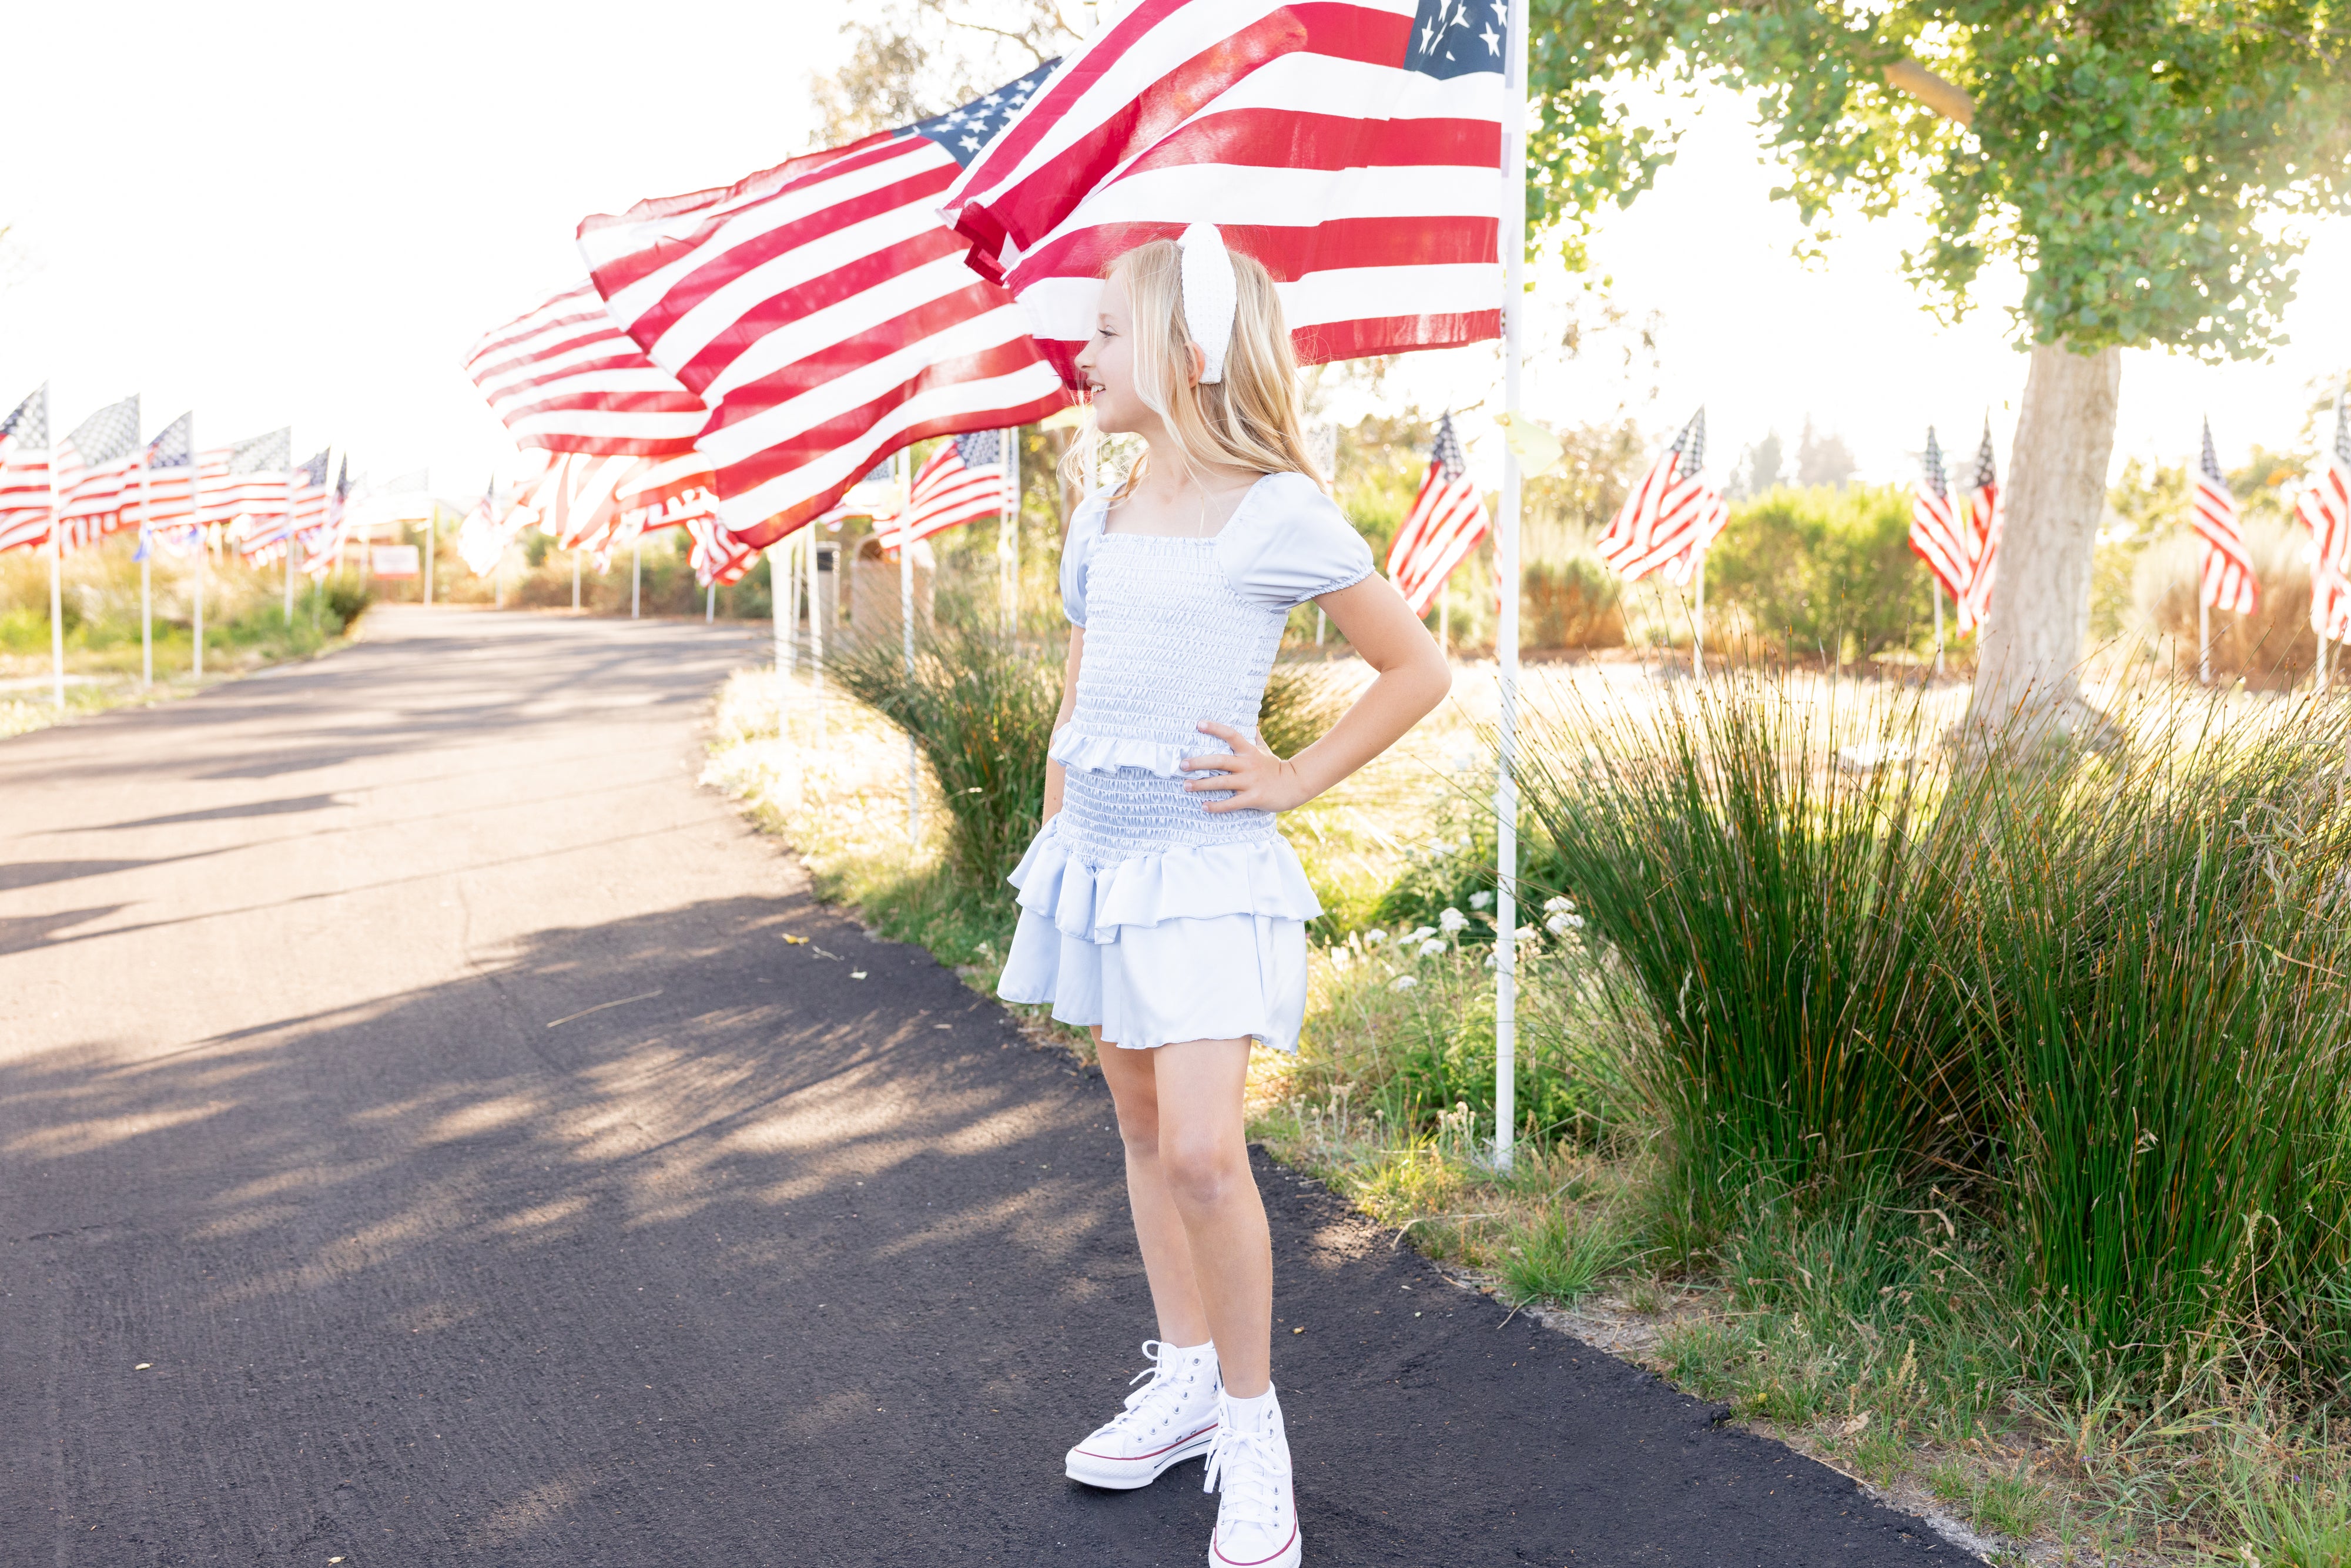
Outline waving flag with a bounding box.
[1598,408,1724,585]
[1910,426,1969,603]
[1953,421,2000,635]
[1385,412,1488,615]
[57,396,142,552]
[883,430,1011,547]
[2190,418,2256,616]
[0,385,51,554]
[940,0,1507,381]
[2299,390,2351,642]
[213,428,294,561]
[464,280,709,456]
[136,413,203,558]
[686,511,759,587]
[578,64,1070,547]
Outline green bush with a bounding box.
[827,620,1064,889]
[1257,662,1351,758]
[1708,484,1932,661]
[1522,556,1625,649]
[321,578,373,632]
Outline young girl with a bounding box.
[997,226,1451,1568]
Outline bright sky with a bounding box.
[3,6,2341,502]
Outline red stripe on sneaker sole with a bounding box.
[1074,1421,1218,1462]
[1211,1520,1300,1567]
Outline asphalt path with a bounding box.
[0,607,1963,1566]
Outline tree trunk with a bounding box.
[1963,339,2122,747]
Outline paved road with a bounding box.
[1,607,1961,1567]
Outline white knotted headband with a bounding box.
[1177,222,1238,385]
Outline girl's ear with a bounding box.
[1183,340,1207,387]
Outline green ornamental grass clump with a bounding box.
[1518,667,2351,1384]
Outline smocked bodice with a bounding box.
[1041,471,1375,872]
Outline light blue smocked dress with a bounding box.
[997,471,1373,1053]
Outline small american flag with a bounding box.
[940,0,1507,380]
[883,430,1012,548]
[1909,426,1969,603]
[1385,413,1487,616]
[0,384,52,555]
[215,428,296,561]
[464,280,709,456]
[57,395,142,552]
[1598,408,1725,585]
[579,64,1070,548]
[685,510,759,587]
[2298,388,2351,642]
[2191,418,2256,615]
[1953,421,2000,635]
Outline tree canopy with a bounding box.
[1529,2,2351,357]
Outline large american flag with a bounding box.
[56,395,142,552]
[0,384,52,554]
[1909,425,1969,603]
[883,430,1012,548]
[1598,408,1725,585]
[578,65,1070,548]
[464,280,709,456]
[2299,390,2351,642]
[1385,412,1487,615]
[1953,421,2000,635]
[2191,418,2257,616]
[940,0,1506,380]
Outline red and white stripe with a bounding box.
[1385,418,1486,616]
[1909,427,1969,603]
[0,444,49,554]
[1598,410,1722,584]
[686,510,759,587]
[56,451,144,551]
[882,439,1009,547]
[940,0,1504,381]
[2191,419,2256,615]
[465,281,709,457]
[578,81,1069,548]
[2299,398,2351,643]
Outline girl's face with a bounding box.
[1076,271,1153,435]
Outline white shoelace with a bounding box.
[1106,1339,1188,1431]
[1203,1408,1290,1527]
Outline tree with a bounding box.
[1531,2,2351,735]
[811,1,1076,145]
[1794,417,1855,489]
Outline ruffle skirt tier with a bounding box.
[996,820,1318,1053]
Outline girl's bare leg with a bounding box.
[1150,1036,1271,1396]
[1095,1030,1212,1346]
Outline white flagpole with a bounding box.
[782,532,799,676]
[421,494,436,606]
[2199,583,2212,686]
[902,454,920,844]
[1492,0,1529,1171]
[810,525,826,746]
[631,531,642,619]
[139,445,153,688]
[48,440,65,712]
[1000,430,1020,636]
[571,545,582,610]
[283,466,297,624]
[190,417,205,681]
[1931,583,1944,677]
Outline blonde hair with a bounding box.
[1064,237,1324,500]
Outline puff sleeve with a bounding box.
[1059,494,1111,627]
[1216,471,1377,610]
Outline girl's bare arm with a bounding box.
[1181,575,1448,813]
[1041,627,1085,823]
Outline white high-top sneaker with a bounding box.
[1204,1386,1301,1568]
[1063,1339,1221,1489]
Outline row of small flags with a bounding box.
[1908,394,2351,646]
[0,386,353,575]
[461,0,1512,589]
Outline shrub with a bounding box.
[1522,556,1625,649]
[321,578,374,632]
[826,620,1064,889]
[2130,517,2322,686]
[1257,661,1352,758]
[1707,484,1932,661]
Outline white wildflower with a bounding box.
[1362,928,1387,946]
[1543,895,1576,914]
[1469,891,1493,910]
[1329,947,1354,971]
[1389,974,1419,991]
[1438,907,1468,934]
[1402,925,1436,943]
[1546,913,1585,935]
[1418,938,1448,958]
